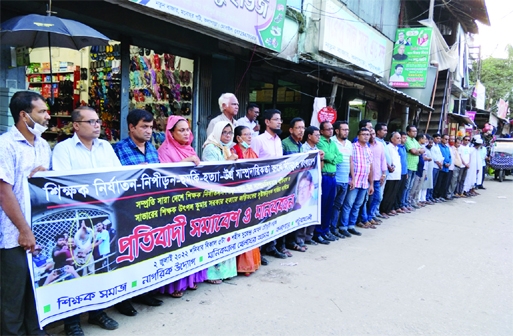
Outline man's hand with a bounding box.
[368,184,374,196]
[29,165,47,178]
[253,124,260,132]
[418,148,425,155]
[388,164,395,173]
[319,150,325,161]
[349,180,355,190]
[18,228,36,253]
[380,174,386,186]
[227,153,238,161]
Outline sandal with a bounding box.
[289,244,306,252]
[190,284,198,290]
[170,291,184,298]
[205,279,222,284]
[279,248,293,257]
[356,222,367,229]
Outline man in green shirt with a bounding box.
[404,125,424,210]
[315,121,343,244]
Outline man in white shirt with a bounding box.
[0,91,51,336]
[74,220,94,276]
[237,103,260,137]
[206,93,239,136]
[52,106,120,335]
[457,136,471,196]
[428,133,445,203]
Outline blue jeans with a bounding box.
[330,182,349,229]
[368,180,382,218]
[404,170,416,207]
[316,175,337,236]
[340,187,368,230]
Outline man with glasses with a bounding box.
[237,103,260,137]
[0,91,51,336]
[282,118,307,252]
[330,121,352,238]
[207,93,239,136]
[315,121,343,244]
[52,106,121,335]
[251,109,291,258]
[339,128,374,237]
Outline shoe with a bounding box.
[331,230,345,239]
[64,323,84,336]
[478,186,486,190]
[453,194,460,198]
[324,233,337,241]
[88,312,119,330]
[407,206,415,211]
[370,219,381,225]
[376,213,388,219]
[266,248,287,259]
[445,197,453,201]
[313,236,330,245]
[437,198,446,202]
[339,229,352,238]
[132,293,163,306]
[116,300,138,316]
[304,240,318,245]
[347,228,362,236]
[261,256,269,265]
[411,204,420,209]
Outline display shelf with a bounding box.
[28,82,61,85]
[26,71,75,75]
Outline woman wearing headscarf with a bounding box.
[201,121,238,283]
[201,121,238,162]
[231,126,261,275]
[157,116,204,297]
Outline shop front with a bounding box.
[0,0,291,151]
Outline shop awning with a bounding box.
[447,112,476,128]
[300,57,433,111]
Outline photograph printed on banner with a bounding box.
[31,206,118,287]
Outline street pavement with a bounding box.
[50,177,513,335]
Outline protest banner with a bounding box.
[25,152,320,327]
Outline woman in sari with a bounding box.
[201,121,238,283]
[157,116,204,298]
[231,126,261,276]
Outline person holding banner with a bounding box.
[52,106,120,335]
[202,121,239,283]
[113,109,164,316]
[157,116,206,297]
[0,91,51,336]
[251,109,290,259]
[232,125,262,275]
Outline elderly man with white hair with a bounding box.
[206,93,239,136]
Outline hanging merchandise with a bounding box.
[89,42,122,142]
[128,46,194,147]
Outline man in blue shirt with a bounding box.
[113,109,162,317]
[395,131,410,213]
[113,109,159,165]
[433,134,452,200]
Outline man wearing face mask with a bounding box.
[0,91,51,335]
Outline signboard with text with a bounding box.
[130,0,287,51]
[389,27,433,88]
[26,153,320,327]
[319,0,390,77]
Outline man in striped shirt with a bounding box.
[339,128,374,237]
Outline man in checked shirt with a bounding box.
[338,127,374,237]
[112,109,163,317]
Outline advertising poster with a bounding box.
[26,153,320,327]
[389,27,432,88]
[130,0,287,51]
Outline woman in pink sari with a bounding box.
[157,116,205,297]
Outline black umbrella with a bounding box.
[1,10,110,103]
